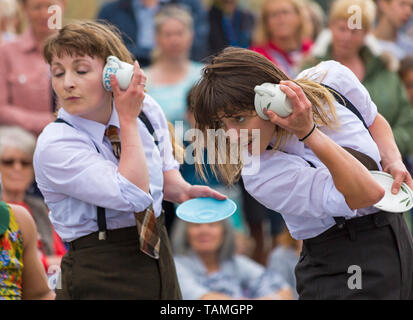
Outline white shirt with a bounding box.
[242,61,382,240]
[34,94,179,242]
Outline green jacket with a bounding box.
[303,44,413,156]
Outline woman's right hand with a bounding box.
[264,80,315,140]
[110,61,146,123]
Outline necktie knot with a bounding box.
[105,125,121,159]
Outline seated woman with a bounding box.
[0,126,66,271]
[0,202,54,299]
[171,219,294,300]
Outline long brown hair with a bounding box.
[191,47,338,185]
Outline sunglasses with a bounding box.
[0,159,32,168]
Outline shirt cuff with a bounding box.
[117,172,153,212]
[163,159,180,172]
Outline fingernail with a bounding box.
[392,188,398,193]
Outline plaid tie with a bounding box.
[105,125,160,259]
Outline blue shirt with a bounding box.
[174,252,289,299]
[33,94,179,242]
[133,0,159,56]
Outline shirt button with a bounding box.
[18,74,27,84]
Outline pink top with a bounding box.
[0,28,54,136]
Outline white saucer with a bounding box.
[370,171,413,213]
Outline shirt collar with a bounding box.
[57,105,120,143]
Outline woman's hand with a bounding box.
[179,185,227,203]
[382,159,413,194]
[110,61,146,123]
[163,170,227,204]
[264,80,314,140]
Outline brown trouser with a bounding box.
[56,213,182,300]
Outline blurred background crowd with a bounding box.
[0,0,412,300]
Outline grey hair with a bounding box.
[0,126,36,158]
[151,4,194,63]
[171,219,236,262]
[154,4,194,34]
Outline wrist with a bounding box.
[298,123,317,142]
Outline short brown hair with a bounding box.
[43,20,134,65]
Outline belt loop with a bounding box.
[97,206,107,241]
[333,216,346,229]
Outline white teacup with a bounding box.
[102,56,134,91]
[254,83,292,119]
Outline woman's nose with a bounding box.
[63,72,75,90]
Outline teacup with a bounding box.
[102,56,134,91]
[254,83,293,119]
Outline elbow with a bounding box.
[372,186,385,205]
[346,185,385,210]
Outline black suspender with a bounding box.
[138,112,159,148]
[321,83,371,135]
[54,111,159,241]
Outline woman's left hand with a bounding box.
[264,80,314,140]
[382,158,413,194]
[163,169,227,203]
[179,185,227,203]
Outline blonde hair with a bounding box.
[151,4,194,63]
[253,0,312,46]
[191,47,338,186]
[329,0,377,31]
